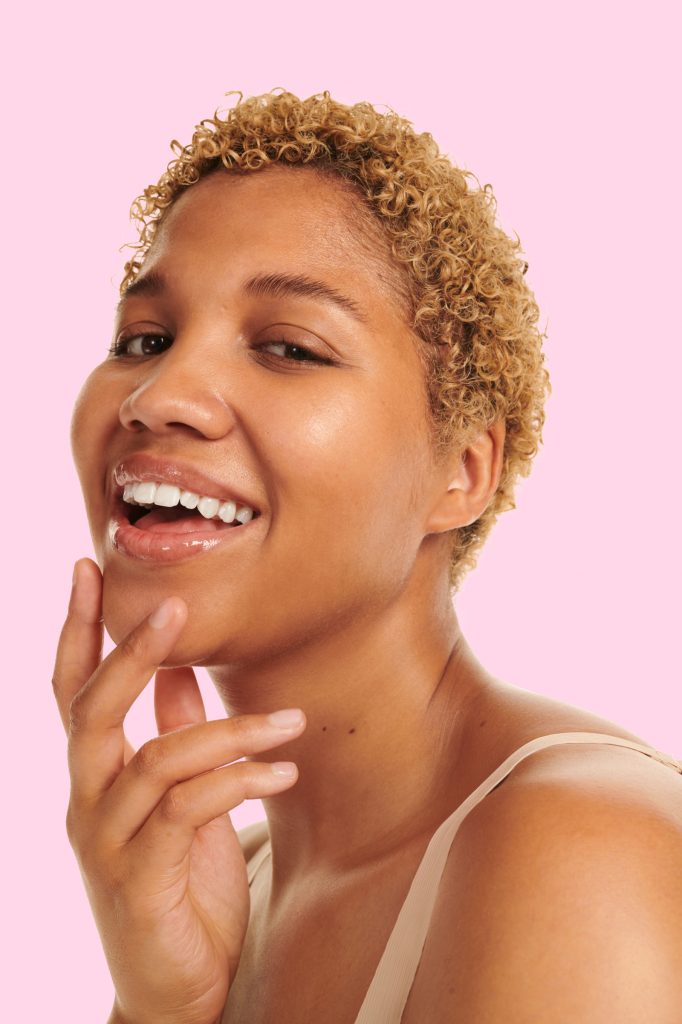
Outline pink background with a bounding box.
[5,1,679,1018]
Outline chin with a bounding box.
[100,573,225,666]
[102,602,223,667]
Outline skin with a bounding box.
[69,165,507,878]
[54,165,682,1024]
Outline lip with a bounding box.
[107,451,264,564]
[108,501,259,564]
[112,452,261,511]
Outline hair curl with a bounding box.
[120,88,550,591]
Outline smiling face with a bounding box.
[71,166,450,667]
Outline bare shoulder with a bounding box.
[406,740,682,1023]
[236,819,269,861]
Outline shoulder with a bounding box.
[236,818,269,862]
[455,739,682,895]
[409,740,682,1023]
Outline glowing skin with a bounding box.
[71,165,505,885]
[65,164,682,1023]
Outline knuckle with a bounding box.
[225,715,250,747]
[231,760,253,782]
[67,691,92,734]
[119,631,146,663]
[158,785,189,822]
[65,805,105,870]
[133,739,166,779]
[230,713,262,748]
[233,760,266,797]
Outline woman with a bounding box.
[53,90,682,1023]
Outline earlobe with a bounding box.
[426,420,506,534]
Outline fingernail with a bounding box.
[271,762,297,778]
[149,598,176,630]
[72,561,81,590]
[268,708,305,729]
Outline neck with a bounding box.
[208,575,489,885]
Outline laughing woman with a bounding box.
[53,91,682,1024]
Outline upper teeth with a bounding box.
[122,481,254,524]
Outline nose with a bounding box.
[118,342,237,439]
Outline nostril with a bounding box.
[119,382,236,440]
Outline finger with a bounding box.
[98,709,306,843]
[67,596,188,803]
[128,758,298,872]
[52,558,103,735]
[154,666,207,736]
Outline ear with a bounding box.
[425,419,506,533]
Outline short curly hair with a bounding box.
[120,88,550,591]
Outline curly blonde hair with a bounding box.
[120,89,550,591]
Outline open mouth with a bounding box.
[118,480,260,535]
[109,466,263,563]
[126,503,243,533]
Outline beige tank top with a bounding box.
[242,731,682,1023]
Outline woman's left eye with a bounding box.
[257,341,332,364]
[107,333,334,365]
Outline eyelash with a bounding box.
[108,333,335,366]
[108,333,171,358]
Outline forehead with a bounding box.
[149,166,409,321]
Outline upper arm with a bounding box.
[411,758,682,1023]
[236,818,269,862]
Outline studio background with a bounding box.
[3,1,679,1019]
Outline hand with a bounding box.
[52,558,306,1024]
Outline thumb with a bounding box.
[154,665,207,736]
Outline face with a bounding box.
[72,166,443,667]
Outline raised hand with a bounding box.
[52,559,305,1024]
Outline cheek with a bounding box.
[70,367,122,555]
[70,367,110,474]
[263,378,430,571]
[293,392,356,450]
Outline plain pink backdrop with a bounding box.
[4,0,680,1018]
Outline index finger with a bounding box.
[66,591,188,802]
[52,558,104,735]
[52,559,136,765]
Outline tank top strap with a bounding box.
[353,730,682,1023]
[246,837,272,886]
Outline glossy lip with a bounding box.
[107,499,261,564]
[112,452,262,511]
[107,451,265,564]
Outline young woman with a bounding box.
[53,90,682,1023]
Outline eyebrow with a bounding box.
[117,268,368,324]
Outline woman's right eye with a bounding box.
[109,333,173,358]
